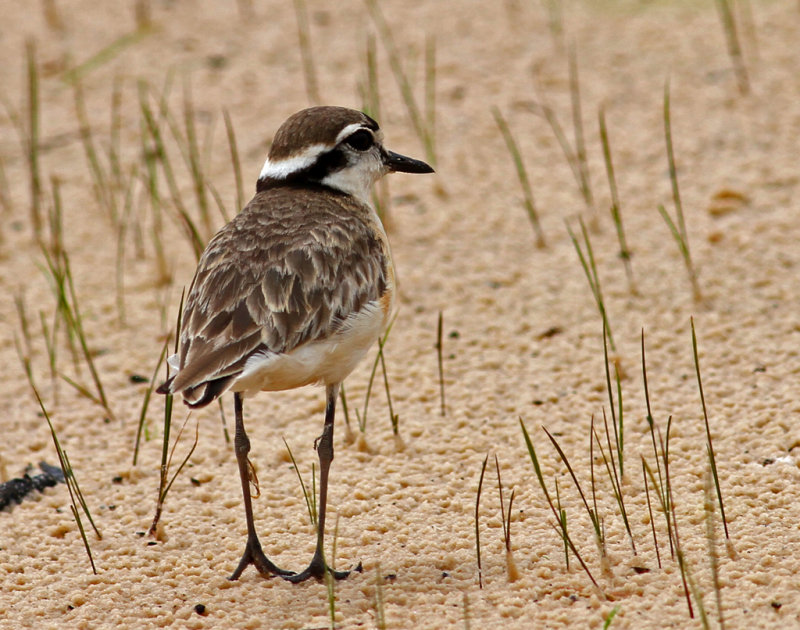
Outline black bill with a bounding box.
[383,150,435,174]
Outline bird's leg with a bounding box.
[285,383,352,583]
[229,392,293,580]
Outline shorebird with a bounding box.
[158,106,433,582]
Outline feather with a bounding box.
[168,183,390,404]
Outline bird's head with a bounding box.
[257,106,433,203]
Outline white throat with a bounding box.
[319,165,381,205]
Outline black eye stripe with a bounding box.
[344,129,374,151]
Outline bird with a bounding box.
[157,106,434,583]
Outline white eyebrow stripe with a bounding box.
[335,123,370,144]
[259,143,330,180]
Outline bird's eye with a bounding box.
[344,129,374,151]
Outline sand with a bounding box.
[1,1,799,628]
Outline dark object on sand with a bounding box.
[0,462,65,510]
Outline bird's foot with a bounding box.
[283,554,362,583]
[229,535,293,580]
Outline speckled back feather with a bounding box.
[167,184,389,405]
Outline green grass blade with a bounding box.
[223,109,244,215]
[63,252,114,420]
[149,289,184,537]
[133,338,170,465]
[642,458,661,569]
[61,449,101,538]
[365,0,435,165]
[714,0,750,94]
[691,317,729,539]
[284,438,317,526]
[661,81,701,301]
[26,39,43,237]
[568,46,593,213]
[598,106,635,292]
[15,340,100,572]
[542,426,602,545]
[567,218,615,351]
[603,605,621,629]
[491,106,545,247]
[436,311,446,416]
[377,333,399,435]
[62,29,150,84]
[161,416,199,502]
[359,313,397,432]
[521,419,600,589]
[292,0,321,104]
[475,453,488,589]
[73,79,115,222]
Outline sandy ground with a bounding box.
[1,1,800,628]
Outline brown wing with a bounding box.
[168,186,388,401]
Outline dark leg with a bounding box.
[285,383,351,582]
[229,392,293,580]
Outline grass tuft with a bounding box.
[148,411,199,538]
[339,384,353,442]
[222,109,244,216]
[62,29,150,84]
[642,457,661,569]
[436,311,446,416]
[424,34,437,165]
[704,466,726,629]
[475,453,489,589]
[568,46,594,222]
[374,562,386,630]
[115,165,141,326]
[292,0,321,104]
[592,410,635,554]
[602,323,624,479]
[355,314,397,433]
[603,605,621,629]
[0,152,13,221]
[520,419,601,591]
[35,192,115,422]
[659,80,702,302]
[148,289,185,538]
[15,337,101,573]
[641,331,675,559]
[377,334,399,436]
[543,425,605,558]
[495,456,519,582]
[598,106,635,293]
[60,250,115,421]
[543,0,564,53]
[691,317,729,539]
[138,79,205,260]
[364,0,436,166]
[567,217,615,352]
[462,591,472,630]
[359,34,391,222]
[26,39,43,238]
[133,339,170,465]
[660,416,694,617]
[554,476,569,569]
[491,107,546,247]
[73,79,116,223]
[176,77,213,238]
[284,438,317,527]
[714,0,750,95]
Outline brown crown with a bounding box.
[268,106,379,160]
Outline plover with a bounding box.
[158,106,433,582]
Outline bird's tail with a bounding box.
[156,374,235,409]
